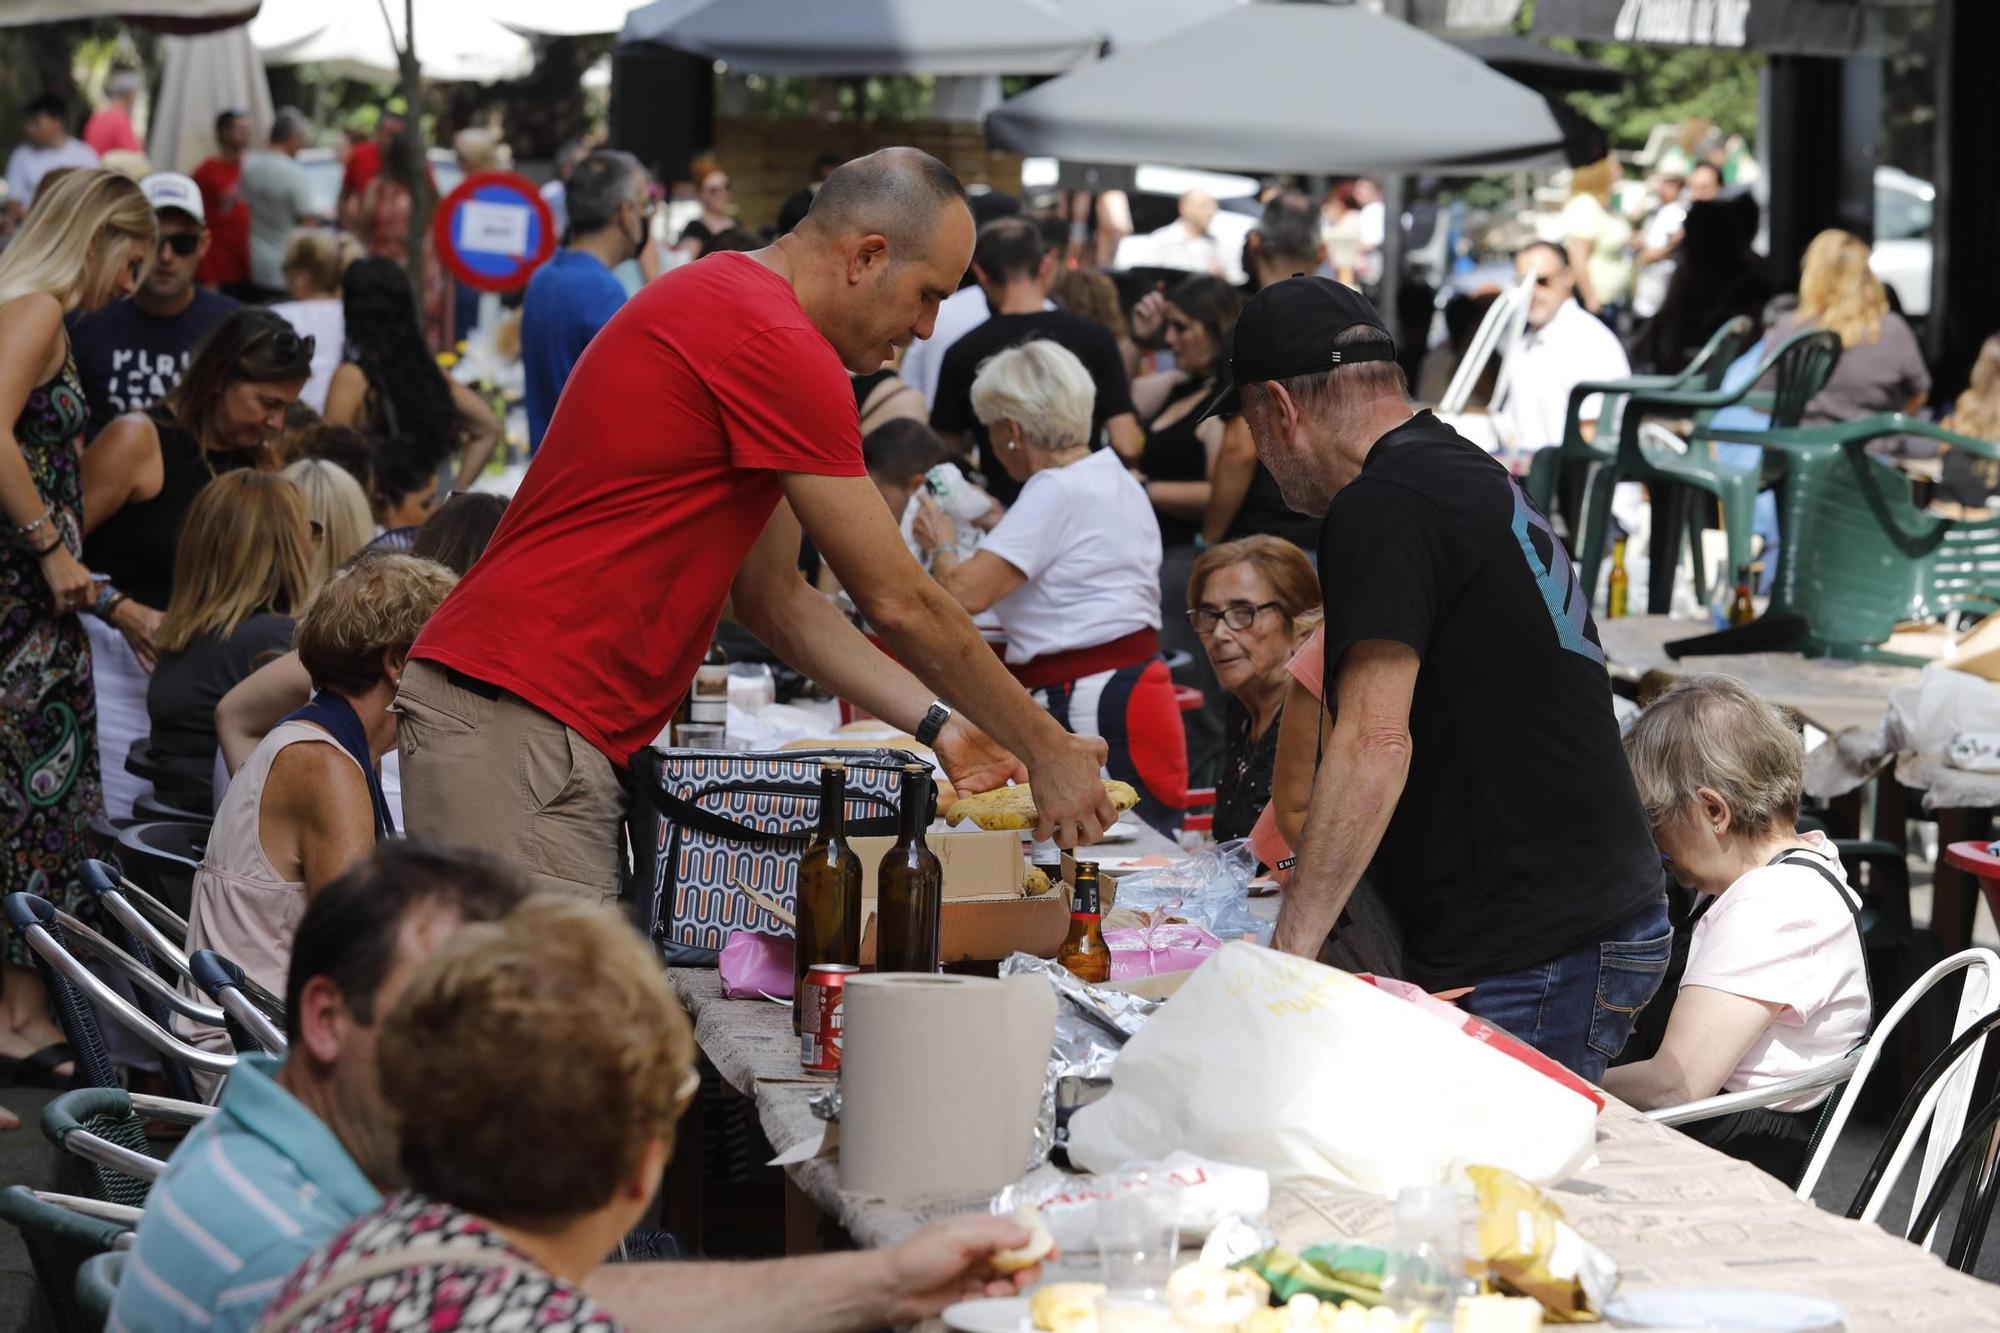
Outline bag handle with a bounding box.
[261,1243,542,1332]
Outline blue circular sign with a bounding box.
[433,170,557,294]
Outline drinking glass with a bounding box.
[673,722,727,749]
[1096,1167,1182,1300]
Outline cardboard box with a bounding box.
[848,828,1024,900]
[860,894,1071,964]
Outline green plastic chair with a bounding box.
[41,1087,185,1211]
[1574,328,1844,612]
[0,1186,132,1333]
[1521,315,1755,541]
[1667,413,2000,662]
[75,1251,124,1333]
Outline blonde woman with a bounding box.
[1773,229,1929,441]
[144,472,317,808]
[273,229,360,411]
[285,457,373,584]
[1939,333,2000,508]
[1561,155,1634,322]
[0,168,154,1099]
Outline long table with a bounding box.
[666,964,2000,1330]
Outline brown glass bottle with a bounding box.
[794,761,862,1032]
[878,764,943,974]
[1730,563,1756,627]
[1057,861,1111,984]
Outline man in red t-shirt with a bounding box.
[398,149,1115,902]
[338,108,402,233]
[191,108,252,292]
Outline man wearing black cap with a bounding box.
[1219,276,1668,1081]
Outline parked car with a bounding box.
[1872,165,1933,318]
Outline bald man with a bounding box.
[399,149,1115,901]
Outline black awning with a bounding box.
[1451,33,1627,92]
[1531,0,1878,57]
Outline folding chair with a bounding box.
[4,893,237,1101]
[0,1185,133,1333]
[189,949,289,1056]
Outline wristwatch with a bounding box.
[915,701,953,747]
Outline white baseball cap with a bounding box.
[140,172,204,225]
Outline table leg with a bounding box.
[658,1058,711,1251]
[784,1172,837,1255]
[1931,808,1992,956]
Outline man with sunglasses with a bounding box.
[521,149,653,452]
[1491,240,1632,460]
[69,171,239,439]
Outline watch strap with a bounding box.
[915,701,953,747]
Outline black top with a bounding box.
[1225,460,1320,550]
[145,613,297,804]
[1316,410,1659,984]
[84,406,219,610]
[68,289,238,440]
[1216,697,1282,843]
[930,310,1135,506]
[1139,376,1215,548]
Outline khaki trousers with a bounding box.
[395,660,625,904]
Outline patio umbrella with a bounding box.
[1054,0,1241,53]
[618,0,1104,76]
[249,0,534,83]
[0,0,253,26]
[986,0,1566,174]
[148,24,274,174]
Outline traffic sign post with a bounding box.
[432,170,558,294]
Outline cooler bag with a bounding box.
[630,746,906,966]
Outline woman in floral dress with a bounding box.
[0,168,155,1111]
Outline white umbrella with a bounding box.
[620,0,1103,76]
[1055,0,1241,53]
[148,25,275,175]
[987,1,1564,174]
[0,0,252,24]
[250,0,534,83]
[488,0,641,38]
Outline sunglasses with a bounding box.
[158,232,201,257]
[268,330,316,362]
[1187,601,1282,634]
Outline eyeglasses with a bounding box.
[158,232,201,257]
[1532,273,1561,289]
[1187,601,1283,634]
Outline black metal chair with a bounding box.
[0,1186,134,1333]
[130,792,213,828]
[3,893,235,1101]
[75,1251,124,1333]
[189,949,288,1056]
[113,821,206,920]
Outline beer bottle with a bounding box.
[1730,563,1756,627]
[1607,537,1629,620]
[1058,862,1111,984]
[794,761,862,1032]
[878,763,943,974]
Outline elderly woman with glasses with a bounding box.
[1185,537,1321,842]
[913,339,1188,830]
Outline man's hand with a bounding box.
[932,714,1027,796]
[1026,732,1114,848]
[878,1215,1047,1324]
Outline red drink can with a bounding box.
[800,963,858,1076]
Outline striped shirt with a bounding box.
[109,1055,382,1333]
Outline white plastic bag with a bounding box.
[1067,942,1601,1195]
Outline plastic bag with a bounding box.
[992,1152,1270,1252]
[1068,943,1601,1195]
[717,931,793,1000]
[1109,840,1272,946]
[1106,920,1224,979]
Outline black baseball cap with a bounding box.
[1201,274,1396,421]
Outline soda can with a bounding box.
[800,963,859,1076]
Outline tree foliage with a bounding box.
[1550,38,1764,152]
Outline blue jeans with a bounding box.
[1455,897,1672,1084]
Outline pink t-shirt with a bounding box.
[1287,627,1325,700]
[1680,832,1869,1110]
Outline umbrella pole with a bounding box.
[852,76,868,155]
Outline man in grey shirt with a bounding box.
[241,108,323,301]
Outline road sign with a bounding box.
[433,169,557,294]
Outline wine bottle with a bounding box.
[878,763,943,974]
[794,761,862,1032]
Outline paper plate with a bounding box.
[1605,1288,1844,1330]
[940,1295,1030,1333]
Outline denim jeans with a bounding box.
[1454,896,1673,1084]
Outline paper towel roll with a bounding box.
[838,972,1057,1200]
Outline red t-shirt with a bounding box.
[411,252,864,764]
[191,156,250,287]
[342,140,381,203]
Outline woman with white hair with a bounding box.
[914,340,1187,829]
[1604,674,1870,1183]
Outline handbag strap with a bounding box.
[261,1244,541,1333]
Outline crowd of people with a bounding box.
[0,82,1992,1325]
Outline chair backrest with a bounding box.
[1796,948,2000,1226]
[4,892,121,1092]
[75,1251,124,1333]
[3,893,238,1096]
[1763,328,1843,429]
[1684,315,1757,392]
[114,821,207,920]
[0,1185,132,1333]
[81,859,191,979]
[189,949,290,1057]
[1880,1010,2000,1270]
[41,1088,164,1211]
[1442,273,1533,416]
